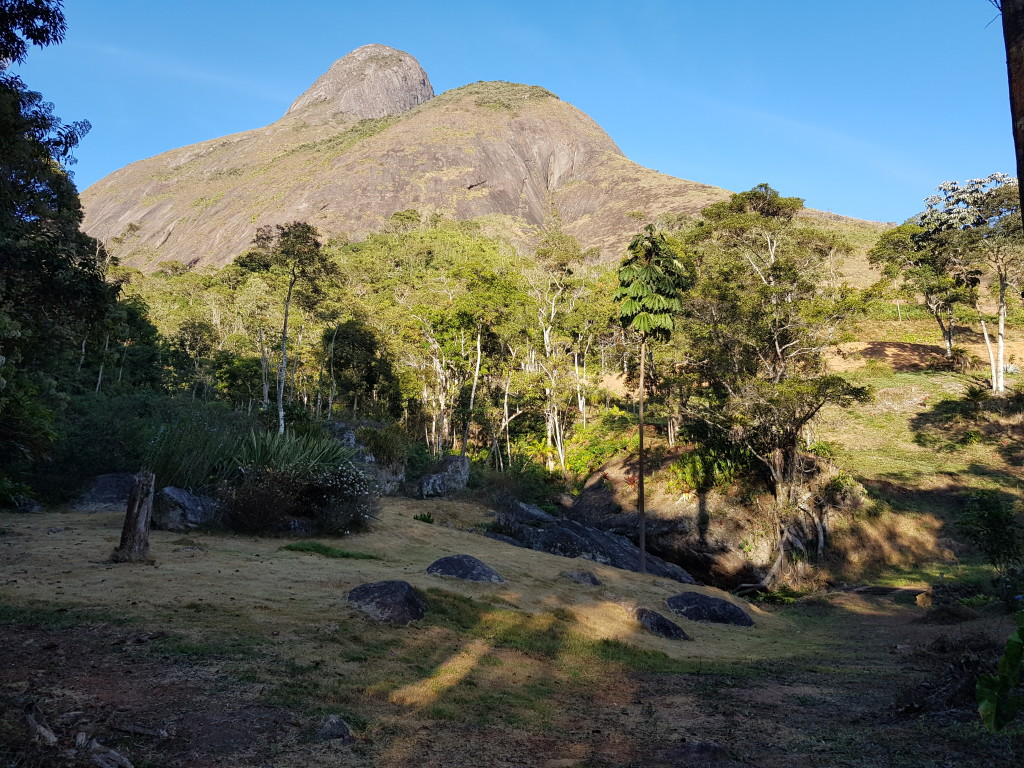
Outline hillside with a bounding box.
[81,44,731,270]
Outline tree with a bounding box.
[0,0,116,485]
[917,173,1023,392]
[868,222,973,358]
[675,185,869,507]
[613,224,688,573]
[242,222,333,434]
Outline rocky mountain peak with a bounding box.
[284,44,434,120]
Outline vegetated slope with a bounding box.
[81,44,727,270]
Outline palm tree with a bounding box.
[613,225,688,572]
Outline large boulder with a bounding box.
[152,487,220,531]
[347,580,426,625]
[72,473,136,511]
[493,508,696,584]
[420,455,470,498]
[427,554,504,583]
[665,592,754,627]
[630,607,691,641]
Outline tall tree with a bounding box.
[613,224,687,573]
[242,222,332,434]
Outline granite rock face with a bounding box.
[152,486,220,531]
[286,44,434,120]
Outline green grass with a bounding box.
[279,541,380,560]
[0,603,136,630]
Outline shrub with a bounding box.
[667,447,741,494]
[356,424,409,470]
[222,468,302,533]
[145,407,250,491]
[413,512,435,524]
[958,490,1024,597]
[236,430,355,476]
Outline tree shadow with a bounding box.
[908,386,1024,466]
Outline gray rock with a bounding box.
[316,714,353,743]
[561,569,601,586]
[484,532,527,548]
[348,580,426,625]
[506,499,557,524]
[152,487,220,532]
[666,592,754,627]
[630,607,690,640]
[427,554,504,583]
[72,473,135,511]
[492,516,696,584]
[420,455,470,498]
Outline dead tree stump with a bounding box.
[111,470,155,563]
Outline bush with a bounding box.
[222,468,303,533]
[958,490,1024,597]
[236,430,355,476]
[667,447,741,494]
[356,424,409,470]
[145,407,251,491]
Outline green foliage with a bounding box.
[356,424,409,470]
[236,430,355,477]
[280,541,379,559]
[667,446,741,493]
[145,406,251,492]
[957,490,1024,577]
[563,409,635,478]
[614,225,688,341]
[977,610,1024,732]
[412,512,435,524]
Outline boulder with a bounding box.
[420,455,470,498]
[561,569,602,586]
[72,473,136,511]
[506,499,557,524]
[152,487,221,531]
[665,592,754,627]
[316,714,354,743]
[630,607,690,640]
[347,580,426,625]
[491,515,696,584]
[427,554,504,583]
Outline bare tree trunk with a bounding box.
[278,279,296,435]
[95,333,109,394]
[637,336,647,574]
[112,471,155,563]
[257,327,270,408]
[461,330,483,457]
[976,301,998,390]
[997,279,1008,393]
[1002,0,1024,215]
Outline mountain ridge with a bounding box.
[80,45,868,271]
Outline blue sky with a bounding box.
[12,0,1015,224]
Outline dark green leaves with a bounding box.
[613,225,688,342]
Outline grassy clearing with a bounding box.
[280,541,380,560]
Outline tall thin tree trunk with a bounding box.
[637,336,647,574]
[977,302,998,391]
[997,280,1008,393]
[95,333,109,394]
[461,330,483,457]
[257,327,270,408]
[278,279,296,435]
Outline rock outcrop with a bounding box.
[152,486,220,531]
[286,44,433,120]
[489,505,696,584]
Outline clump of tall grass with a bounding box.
[144,409,250,492]
[236,430,355,476]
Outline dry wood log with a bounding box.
[111,471,155,563]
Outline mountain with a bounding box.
[81,44,729,270]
